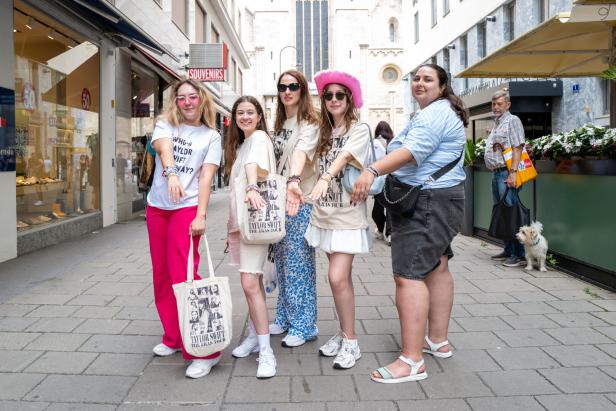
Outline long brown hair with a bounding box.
[273,70,318,134]
[157,78,216,129]
[416,64,469,127]
[223,96,269,180]
[316,84,358,155]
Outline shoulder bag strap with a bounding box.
[187,234,216,282]
[276,123,302,175]
[427,149,464,183]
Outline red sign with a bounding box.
[187,68,225,82]
[81,88,91,110]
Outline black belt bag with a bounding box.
[375,151,463,217]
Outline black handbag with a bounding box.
[375,151,463,217]
[488,188,530,240]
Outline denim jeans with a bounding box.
[491,169,525,258]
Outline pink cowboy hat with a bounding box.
[314,70,363,108]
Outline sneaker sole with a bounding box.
[256,373,276,379]
[333,354,362,369]
[281,339,305,348]
[319,349,338,357]
[503,262,525,267]
[231,346,259,358]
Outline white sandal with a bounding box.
[422,336,453,358]
[371,355,427,384]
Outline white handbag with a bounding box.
[234,138,287,245]
[172,234,233,357]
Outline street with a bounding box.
[1,190,616,410]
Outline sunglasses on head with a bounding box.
[277,82,301,92]
[176,94,200,104]
[323,91,347,102]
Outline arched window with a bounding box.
[389,18,398,43]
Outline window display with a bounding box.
[13,7,100,231]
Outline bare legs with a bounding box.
[241,273,269,335]
[372,255,453,378]
[327,252,355,338]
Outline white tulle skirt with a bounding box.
[304,224,371,255]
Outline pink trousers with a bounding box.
[146,205,220,361]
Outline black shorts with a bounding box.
[391,183,465,280]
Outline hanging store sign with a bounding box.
[187,68,225,81]
[188,43,228,82]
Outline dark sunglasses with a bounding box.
[323,91,347,102]
[277,82,301,92]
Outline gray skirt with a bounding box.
[390,183,465,280]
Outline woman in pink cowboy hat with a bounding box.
[305,69,371,369]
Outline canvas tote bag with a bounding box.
[234,137,287,245]
[173,234,232,357]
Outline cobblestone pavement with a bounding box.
[1,191,616,410]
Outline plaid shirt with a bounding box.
[484,111,525,170]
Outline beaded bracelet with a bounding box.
[245,183,259,193]
[287,175,302,184]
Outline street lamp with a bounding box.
[279,45,300,76]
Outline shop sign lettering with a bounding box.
[187,68,225,82]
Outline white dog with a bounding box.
[516,221,548,272]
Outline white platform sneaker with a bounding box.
[256,347,277,379]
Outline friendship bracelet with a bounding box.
[245,183,259,193]
[287,175,302,184]
[366,166,380,177]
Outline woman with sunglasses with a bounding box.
[305,70,371,369]
[225,96,278,379]
[352,64,467,384]
[146,79,222,379]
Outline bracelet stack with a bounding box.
[366,166,380,177]
[287,175,302,184]
[162,165,179,178]
[245,183,259,193]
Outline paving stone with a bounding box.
[0,401,48,410]
[544,327,613,345]
[228,376,289,403]
[364,282,395,296]
[504,302,559,315]
[320,352,380,375]
[325,401,395,411]
[25,375,135,403]
[500,314,561,329]
[122,320,162,335]
[597,344,616,358]
[549,289,604,300]
[234,353,320,376]
[85,283,146,296]
[0,373,46,400]
[479,370,559,395]
[593,312,616,326]
[354,306,381,320]
[84,353,151,376]
[437,349,501,372]
[0,317,39,332]
[6,294,75,305]
[0,350,43,372]
[419,372,492,398]
[114,307,159,321]
[121,405,219,411]
[73,319,130,334]
[455,317,512,332]
[354,296,394,307]
[467,396,544,411]
[494,329,561,348]
[487,347,560,370]
[471,279,540,293]
[469,292,518,304]
[222,404,323,411]
[536,394,616,411]
[590,299,616,311]
[25,351,98,374]
[25,318,84,333]
[451,280,482,294]
[543,345,616,367]
[0,304,38,316]
[539,367,616,393]
[24,333,90,351]
[396,399,470,411]
[79,335,160,354]
[317,320,364,335]
[525,277,587,291]
[46,404,116,411]
[0,332,41,349]
[447,332,505,350]
[450,305,471,318]
[125,364,230,403]
[462,304,516,317]
[25,306,79,318]
[72,306,122,319]
[355,373,425,400]
[65,295,115,306]
[452,294,476,304]
[291,375,357,402]
[597,327,616,342]
[547,299,605,313]
[107,296,153,307]
[508,291,558,302]
[599,365,616,379]
[362,319,401,335]
[547,313,610,327]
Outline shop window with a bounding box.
[13,8,100,232]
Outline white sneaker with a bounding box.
[256,347,277,379]
[185,356,221,379]
[319,332,343,357]
[232,336,259,358]
[333,338,361,369]
[152,343,179,357]
[374,228,384,240]
[281,334,306,347]
[269,323,287,335]
[33,200,44,206]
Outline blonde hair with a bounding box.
[157,79,216,129]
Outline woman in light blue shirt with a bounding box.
[352,64,468,384]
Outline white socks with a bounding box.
[257,333,272,351]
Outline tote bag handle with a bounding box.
[186,234,215,282]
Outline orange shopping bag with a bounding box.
[501,146,538,188]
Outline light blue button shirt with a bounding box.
[388,99,466,189]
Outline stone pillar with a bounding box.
[100,39,117,227]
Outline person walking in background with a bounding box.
[305,70,371,370]
[371,121,394,245]
[484,90,526,267]
[225,96,278,379]
[265,70,320,348]
[146,79,222,379]
[352,64,467,383]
